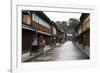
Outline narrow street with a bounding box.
[22,11,90,62]
[28,41,89,62]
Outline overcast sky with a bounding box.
[44,11,81,23]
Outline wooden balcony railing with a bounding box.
[32,21,51,34]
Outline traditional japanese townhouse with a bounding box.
[22,10,53,54]
[56,28,64,44]
[74,13,90,56]
[50,21,57,46]
[31,11,52,47]
[51,21,65,44]
[22,10,36,54]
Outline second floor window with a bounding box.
[32,13,50,29]
[22,14,31,25]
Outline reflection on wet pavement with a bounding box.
[29,41,89,62]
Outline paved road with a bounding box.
[29,41,89,62]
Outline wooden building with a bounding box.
[51,21,65,44]
[22,10,66,55]
[74,13,90,56]
[31,11,52,46]
[22,11,36,54]
[22,10,54,54]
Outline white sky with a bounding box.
[44,11,81,22]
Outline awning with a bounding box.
[22,24,36,32]
[36,30,51,36]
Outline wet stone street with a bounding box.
[28,41,89,62]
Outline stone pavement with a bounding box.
[22,43,60,62]
[28,41,89,62]
[74,42,90,57]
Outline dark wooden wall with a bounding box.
[22,29,33,54]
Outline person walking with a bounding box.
[38,35,46,54]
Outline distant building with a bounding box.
[51,21,67,44]
[67,34,73,41]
